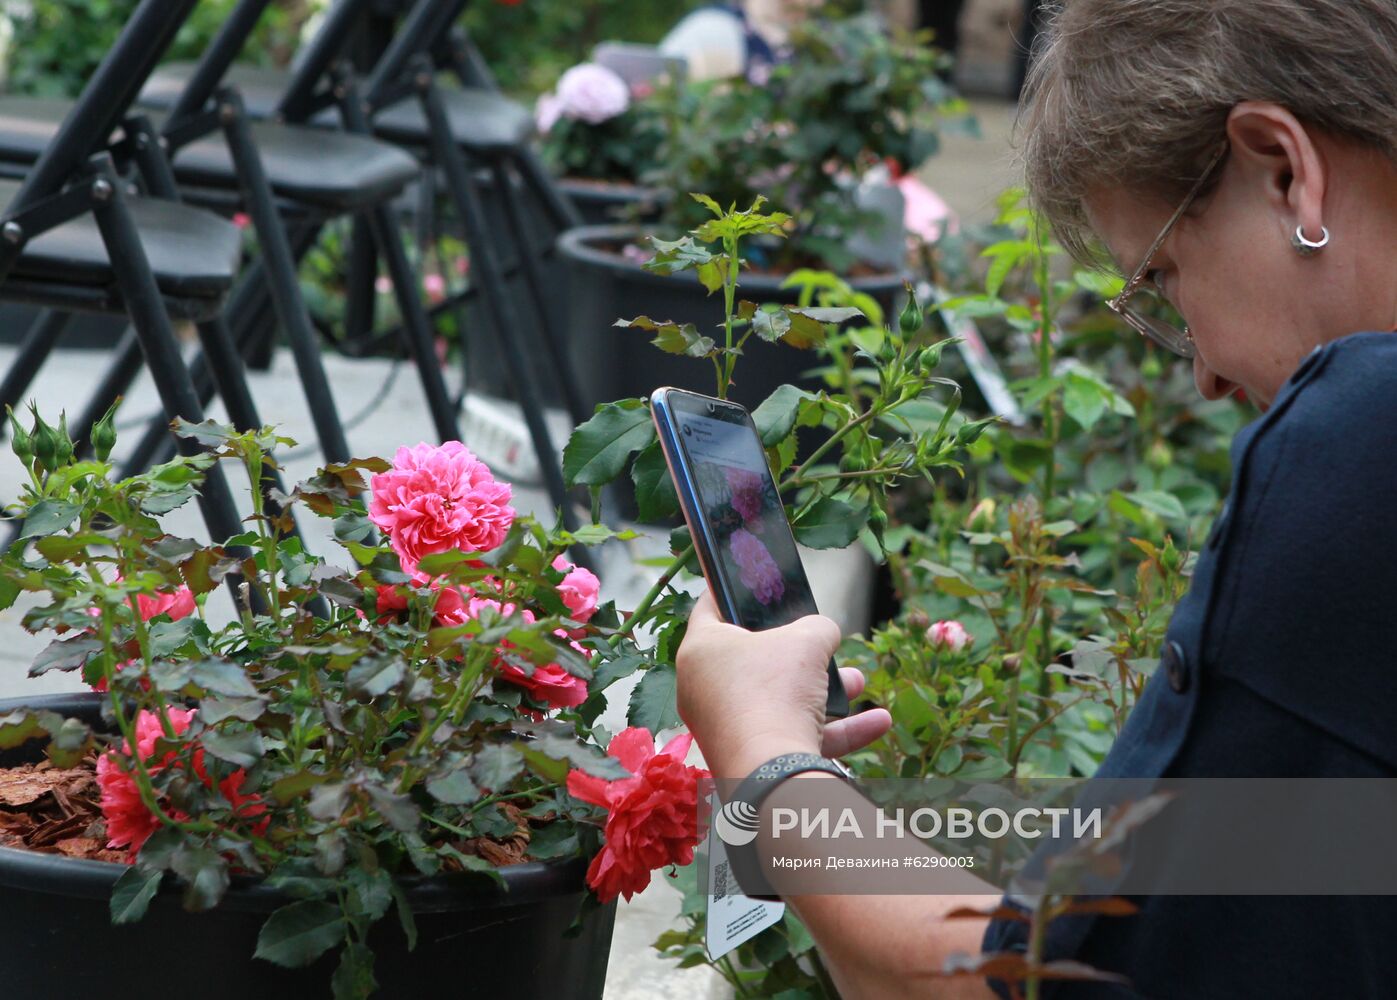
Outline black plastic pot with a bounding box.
[0,694,616,999]
[556,224,906,412]
[556,178,665,227]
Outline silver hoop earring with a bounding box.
[1292,225,1330,256]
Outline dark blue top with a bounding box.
[983,331,1397,999]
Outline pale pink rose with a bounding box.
[423,272,446,304]
[369,441,515,578]
[554,62,630,124]
[374,275,392,295]
[927,619,972,652]
[466,596,588,710]
[729,528,784,606]
[724,467,765,526]
[535,91,564,133]
[552,555,600,624]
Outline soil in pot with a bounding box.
[0,694,616,1000]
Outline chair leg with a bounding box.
[488,159,587,427]
[87,166,251,602]
[414,74,585,549]
[220,90,351,465]
[365,202,461,441]
[343,214,378,347]
[0,310,72,427]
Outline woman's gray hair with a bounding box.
[1018,0,1397,267]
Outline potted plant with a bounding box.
[0,403,710,999]
[556,12,968,410]
[535,60,670,225]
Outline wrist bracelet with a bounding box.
[721,752,850,901]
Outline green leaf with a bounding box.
[627,663,681,733]
[750,308,791,343]
[189,660,260,698]
[753,385,814,446]
[19,500,80,538]
[793,498,870,549]
[255,900,346,968]
[1062,375,1107,432]
[29,634,103,677]
[562,400,655,488]
[171,845,229,912]
[364,783,419,833]
[470,743,524,791]
[589,653,644,694]
[331,942,377,1000]
[346,656,405,699]
[631,442,679,522]
[147,617,199,658]
[110,865,163,925]
[614,317,715,358]
[201,728,265,769]
[1124,490,1187,522]
[426,768,480,805]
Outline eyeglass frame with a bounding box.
[1106,141,1230,360]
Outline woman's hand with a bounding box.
[676,591,892,779]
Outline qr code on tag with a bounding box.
[712,858,730,901]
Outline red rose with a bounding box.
[566,727,710,903]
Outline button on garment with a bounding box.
[1163,640,1189,693]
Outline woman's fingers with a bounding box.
[821,707,892,759]
[839,666,866,701]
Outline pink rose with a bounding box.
[729,528,784,606]
[724,467,765,526]
[96,708,267,862]
[553,555,600,624]
[927,619,972,652]
[369,441,515,579]
[423,272,446,305]
[566,727,709,903]
[374,582,472,627]
[466,596,588,710]
[88,582,197,692]
[554,62,630,124]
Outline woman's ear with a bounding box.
[1225,102,1328,243]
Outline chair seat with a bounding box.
[141,62,535,153]
[141,62,287,119]
[0,97,420,212]
[367,88,533,153]
[0,178,240,301]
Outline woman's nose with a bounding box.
[1193,353,1239,401]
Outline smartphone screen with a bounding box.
[652,388,849,717]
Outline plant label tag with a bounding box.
[702,793,785,961]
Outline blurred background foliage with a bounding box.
[1,0,705,99]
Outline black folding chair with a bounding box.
[138,0,590,538]
[0,0,256,563]
[0,0,438,478]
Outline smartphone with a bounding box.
[650,386,850,719]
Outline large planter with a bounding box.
[0,694,616,999]
[557,224,906,413]
[556,178,666,227]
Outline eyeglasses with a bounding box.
[1106,142,1229,360]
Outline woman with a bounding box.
[676,1,1397,996]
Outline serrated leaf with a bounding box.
[752,384,814,446]
[18,500,80,538]
[562,400,655,488]
[470,743,523,791]
[426,768,480,805]
[792,497,870,549]
[110,865,163,924]
[201,728,264,769]
[255,900,346,968]
[751,308,791,343]
[631,442,679,522]
[346,656,405,698]
[29,634,103,677]
[627,663,680,733]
